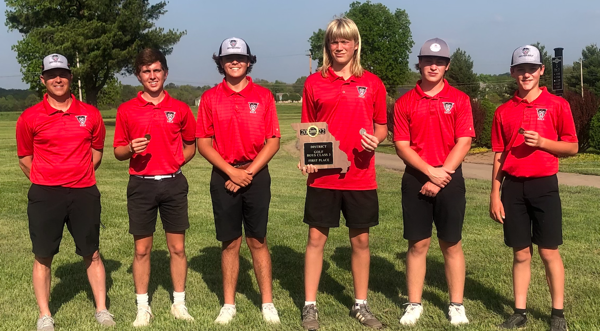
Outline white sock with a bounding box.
[262,303,275,310]
[355,299,367,306]
[173,291,185,305]
[304,301,316,307]
[136,293,149,307]
[224,303,236,310]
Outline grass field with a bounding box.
[0,104,599,330]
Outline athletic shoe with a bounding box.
[171,303,194,321]
[214,306,236,325]
[498,313,527,329]
[301,304,319,330]
[132,305,153,327]
[262,303,280,324]
[399,303,423,326]
[448,304,469,325]
[95,309,116,326]
[350,303,383,329]
[550,316,568,331]
[37,315,54,331]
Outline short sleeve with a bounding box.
[393,98,410,141]
[264,93,281,139]
[113,106,130,148]
[196,93,214,138]
[16,114,34,156]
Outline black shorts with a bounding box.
[501,174,563,248]
[210,166,271,242]
[303,187,379,228]
[27,184,101,258]
[401,166,466,242]
[127,173,189,235]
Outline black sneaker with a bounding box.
[550,316,568,331]
[302,304,319,330]
[499,313,527,329]
[350,303,383,329]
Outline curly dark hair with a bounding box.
[212,54,257,76]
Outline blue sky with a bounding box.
[1,0,599,89]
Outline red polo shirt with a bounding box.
[114,91,196,175]
[302,68,387,190]
[394,80,475,167]
[492,87,577,177]
[196,77,281,164]
[16,94,106,188]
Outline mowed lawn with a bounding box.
[0,104,599,331]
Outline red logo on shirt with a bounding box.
[75,115,87,127]
[537,108,547,120]
[357,86,367,98]
[165,111,176,123]
[249,102,259,113]
[442,102,454,114]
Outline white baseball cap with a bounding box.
[511,45,542,67]
[42,53,71,73]
[218,37,252,57]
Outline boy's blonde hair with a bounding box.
[320,17,364,78]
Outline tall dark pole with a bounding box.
[552,48,564,96]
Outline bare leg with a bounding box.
[83,250,107,311]
[406,238,431,303]
[33,256,53,317]
[349,228,370,300]
[439,239,466,303]
[221,237,243,305]
[166,231,187,293]
[538,246,564,309]
[513,246,533,309]
[133,235,153,294]
[304,226,329,302]
[246,237,273,303]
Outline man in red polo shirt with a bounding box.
[16,53,115,331]
[490,45,577,331]
[114,49,197,327]
[299,18,387,330]
[393,38,474,326]
[197,37,281,325]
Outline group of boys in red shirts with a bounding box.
[16,17,575,331]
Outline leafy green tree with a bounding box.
[309,1,414,96]
[292,76,307,94]
[97,77,122,110]
[5,0,185,106]
[531,42,553,92]
[566,44,600,97]
[446,48,479,99]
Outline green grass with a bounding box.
[1,104,599,330]
[559,153,600,176]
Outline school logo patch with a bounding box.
[537,108,547,121]
[165,111,176,123]
[442,102,454,114]
[230,39,237,47]
[357,86,367,98]
[248,102,259,114]
[522,47,530,56]
[52,55,59,62]
[75,115,87,127]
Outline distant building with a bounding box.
[194,96,201,106]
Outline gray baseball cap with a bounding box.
[42,53,71,73]
[218,37,252,57]
[418,38,450,59]
[511,45,542,67]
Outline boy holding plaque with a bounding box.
[299,17,388,330]
[393,38,474,326]
[196,37,281,325]
[490,45,577,331]
[114,49,197,326]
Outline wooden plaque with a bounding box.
[291,122,351,173]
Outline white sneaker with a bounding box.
[262,303,280,324]
[132,305,153,327]
[214,306,236,325]
[171,303,195,321]
[448,304,469,325]
[400,303,423,326]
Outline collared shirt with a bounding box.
[492,87,577,177]
[394,80,475,167]
[16,94,106,188]
[302,67,387,190]
[196,76,281,164]
[114,91,196,175]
